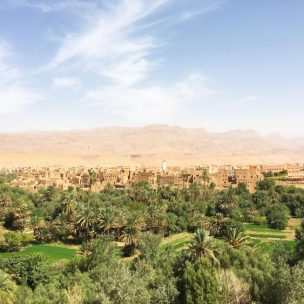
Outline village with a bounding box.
[2,162,303,193]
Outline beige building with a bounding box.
[7,162,270,193]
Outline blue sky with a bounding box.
[0,0,303,136]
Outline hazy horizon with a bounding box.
[0,124,297,139]
[1,0,304,136]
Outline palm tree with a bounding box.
[114,210,126,240]
[201,168,209,188]
[33,219,52,243]
[205,214,225,236]
[201,168,209,200]
[75,207,96,241]
[217,189,238,216]
[61,191,76,219]
[50,213,74,242]
[188,228,219,264]
[122,211,143,256]
[79,241,94,260]
[145,201,167,234]
[180,170,189,188]
[225,227,251,249]
[86,169,97,190]
[128,181,152,203]
[0,270,16,304]
[0,193,12,208]
[12,204,29,232]
[0,194,12,221]
[187,208,205,232]
[98,207,117,235]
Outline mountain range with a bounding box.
[0,125,303,167]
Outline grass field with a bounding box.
[248,233,287,239]
[244,224,289,233]
[251,239,296,252]
[244,218,302,251]
[160,233,193,251]
[0,244,77,263]
[1,218,301,263]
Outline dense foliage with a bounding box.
[0,177,304,303]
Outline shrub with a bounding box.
[266,204,289,230]
[252,216,266,226]
[4,211,15,229]
[0,232,33,252]
[218,219,244,239]
[5,254,51,289]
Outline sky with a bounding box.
[0,0,304,136]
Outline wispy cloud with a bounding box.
[46,0,171,87]
[0,40,40,114]
[179,0,225,21]
[43,0,221,122]
[2,1,222,121]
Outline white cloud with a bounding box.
[83,73,214,124]
[53,77,80,88]
[46,0,171,86]
[0,40,40,114]
[45,1,218,124]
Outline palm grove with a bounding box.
[0,175,304,304]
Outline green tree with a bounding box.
[5,254,51,290]
[256,179,276,191]
[225,227,251,249]
[128,181,154,203]
[138,232,161,261]
[288,261,304,303]
[4,205,29,232]
[188,228,219,264]
[98,207,117,235]
[201,168,209,188]
[79,235,120,270]
[0,231,32,252]
[266,204,289,230]
[145,201,167,234]
[180,171,189,188]
[215,189,238,216]
[122,211,143,256]
[75,207,96,242]
[86,169,97,190]
[33,220,53,244]
[0,270,16,304]
[183,260,225,304]
[60,190,76,219]
[295,220,304,261]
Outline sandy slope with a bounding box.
[1,152,303,168]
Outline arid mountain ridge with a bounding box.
[0,125,304,167]
[1,125,304,155]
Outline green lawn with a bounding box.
[244,224,289,233]
[244,222,297,252]
[251,239,296,252]
[0,244,76,263]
